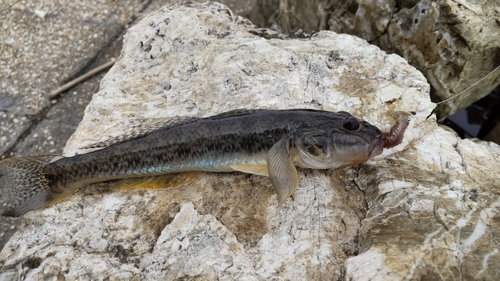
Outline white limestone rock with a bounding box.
[346,119,500,280]
[256,0,500,117]
[1,2,499,280]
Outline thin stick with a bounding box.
[48,59,116,100]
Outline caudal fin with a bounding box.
[0,156,61,217]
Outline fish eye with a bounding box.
[342,118,360,131]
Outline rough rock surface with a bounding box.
[0,0,153,259]
[0,0,258,253]
[1,2,499,280]
[256,0,500,118]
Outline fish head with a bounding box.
[294,112,385,169]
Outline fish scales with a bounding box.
[45,111,294,188]
[1,109,394,217]
[45,110,344,187]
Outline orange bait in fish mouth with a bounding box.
[383,115,409,148]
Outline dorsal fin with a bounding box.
[81,116,199,149]
[81,110,262,150]
[208,109,260,119]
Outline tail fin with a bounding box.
[0,156,61,217]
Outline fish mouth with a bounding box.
[368,133,386,158]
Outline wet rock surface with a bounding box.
[1,2,500,281]
[255,0,500,118]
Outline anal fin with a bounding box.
[90,172,201,193]
[230,164,269,176]
[43,192,74,208]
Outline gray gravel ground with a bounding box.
[0,0,257,252]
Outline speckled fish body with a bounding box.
[1,109,386,217]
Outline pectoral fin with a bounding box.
[230,164,269,176]
[267,137,299,205]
